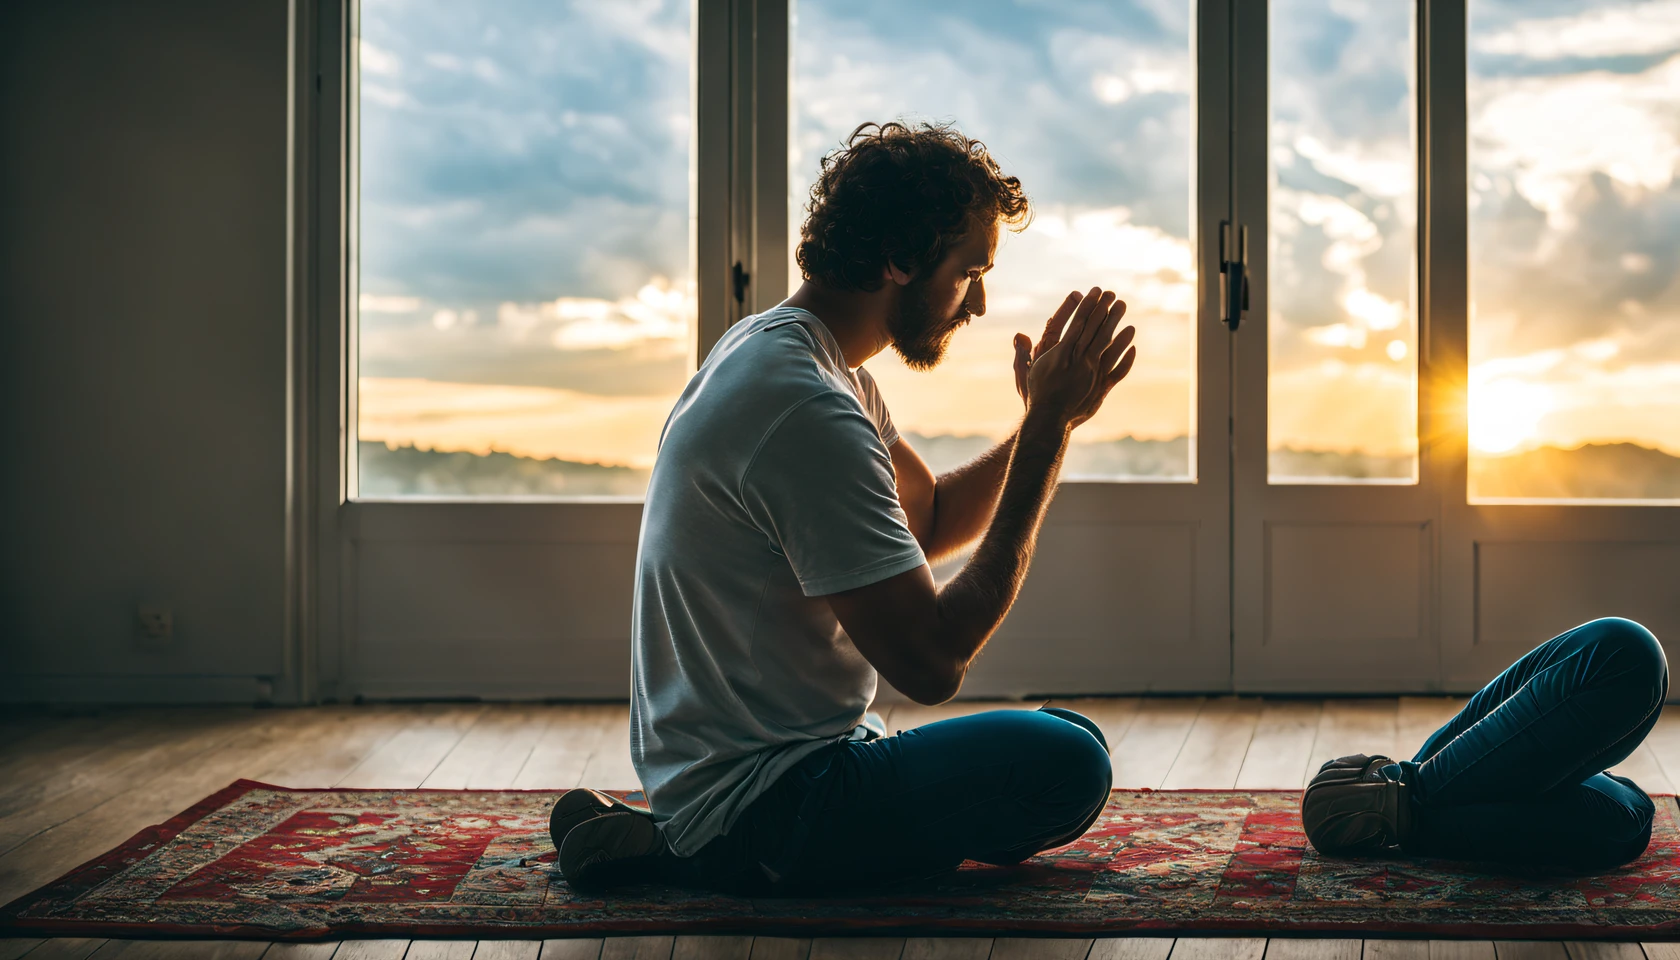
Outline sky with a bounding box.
[1467,0,1680,460]
[357,0,693,469]
[787,0,1198,473]
[1267,0,1418,472]
[355,0,1680,485]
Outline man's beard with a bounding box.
[887,277,970,371]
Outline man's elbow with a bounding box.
[902,659,965,706]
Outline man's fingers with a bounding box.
[1085,298,1129,354]
[1105,346,1138,388]
[1037,291,1081,359]
[1066,287,1113,353]
[1098,324,1138,372]
[1013,333,1031,393]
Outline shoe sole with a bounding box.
[550,788,638,847]
[559,810,664,890]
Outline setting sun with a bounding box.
[1468,378,1553,454]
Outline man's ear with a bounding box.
[885,260,914,287]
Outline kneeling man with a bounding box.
[552,120,1137,893]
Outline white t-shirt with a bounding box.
[630,305,928,857]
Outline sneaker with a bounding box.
[549,787,640,848]
[1301,754,1412,855]
[559,809,666,891]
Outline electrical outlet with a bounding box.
[137,605,173,641]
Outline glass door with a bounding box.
[786,0,1236,694]
[1231,0,1442,690]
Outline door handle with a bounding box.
[1220,220,1249,331]
[732,261,751,306]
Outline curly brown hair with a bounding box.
[795,121,1031,293]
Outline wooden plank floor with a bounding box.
[3,698,1679,960]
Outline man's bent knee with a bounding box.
[1038,705,1110,752]
[1588,617,1669,704]
[973,715,1111,865]
[1033,712,1113,819]
[990,711,1111,807]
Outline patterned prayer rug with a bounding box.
[5,780,1680,941]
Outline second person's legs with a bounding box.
[1305,617,1667,868]
[1398,617,1668,868]
[1406,617,1668,802]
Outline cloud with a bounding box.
[503,279,692,352]
[792,1,1195,232]
[1468,12,1680,464]
[1249,0,1425,458]
[1474,0,1680,60]
[1271,186,1413,359]
[360,279,692,394]
[359,40,400,77]
[359,0,691,306]
[359,294,423,313]
[1286,131,1414,202]
[1473,54,1680,228]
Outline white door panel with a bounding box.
[1473,542,1680,649]
[340,502,641,699]
[963,509,1227,697]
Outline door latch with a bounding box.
[732,261,751,306]
[1219,220,1249,331]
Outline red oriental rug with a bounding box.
[5,780,1680,941]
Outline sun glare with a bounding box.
[1468,378,1553,455]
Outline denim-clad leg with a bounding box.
[671,705,1113,893]
[1399,617,1668,868]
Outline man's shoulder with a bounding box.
[655,314,854,472]
[700,309,853,410]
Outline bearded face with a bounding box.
[887,274,972,371]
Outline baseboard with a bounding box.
[0,674,270,704]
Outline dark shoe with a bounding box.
[549,787,639,849]
[559,809,666,891]
[1301,754,1412,855]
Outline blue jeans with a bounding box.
[1399,617,1668,870]
[664,705,1113,894]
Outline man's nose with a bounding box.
[967,278,987,317]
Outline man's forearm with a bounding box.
[924,432,1016,562]
[930,410,1069,675]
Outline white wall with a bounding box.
[0,0,293,702]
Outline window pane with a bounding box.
[356,1,692,498]
[1468,0,1680,501]
[791,1,1196,480]
[1268,0,1419,483]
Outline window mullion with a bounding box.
[1421,0,1470,496]
[695,0,735,360]
[750,0,790,316]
